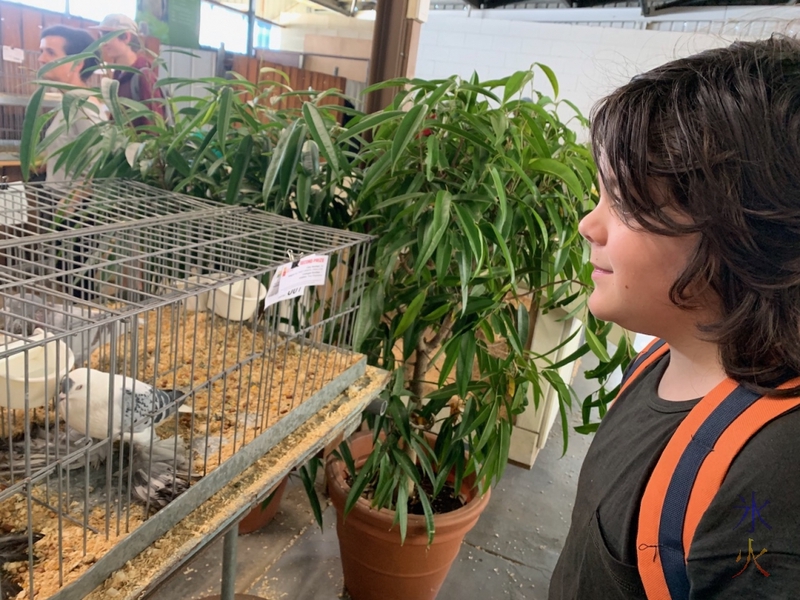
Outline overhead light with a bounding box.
[355,9,377,19]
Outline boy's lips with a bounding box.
[591,263,613,276]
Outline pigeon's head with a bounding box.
[58,368,91,403]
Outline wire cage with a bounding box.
[0,179,373,599]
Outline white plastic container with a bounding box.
[0,329,76,409]
[174,274,214,312]
[208,276,267,321]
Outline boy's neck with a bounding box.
[657,335,726,402]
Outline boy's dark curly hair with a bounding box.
[591,35,800,396]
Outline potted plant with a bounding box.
[303,69,631,600]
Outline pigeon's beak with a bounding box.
[58,393,66,401]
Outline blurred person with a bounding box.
[90,14,165,127]
[37,25,106,182]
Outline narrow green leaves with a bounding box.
[534,62,559,98]
[503,70,533,104]
[225,134,253,204]
[395,289,428,338]
[262,121,296,203]
[20,87,45,180]
[415,190,452,272]
[216,86,233,149]
[391,103,428,169]
[303,102,339,173]
[101,78,125,125]
[529,158,584,200]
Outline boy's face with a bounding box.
[579,179,702,337]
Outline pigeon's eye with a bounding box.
[75,384,84,391]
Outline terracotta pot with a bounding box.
[326,431,491,600]
[238,476,289,535]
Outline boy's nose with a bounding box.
[579,206,603,245]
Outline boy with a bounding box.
[550,37,800,598]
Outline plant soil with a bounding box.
[350,468,466,516]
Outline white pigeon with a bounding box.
[58,368,185,447]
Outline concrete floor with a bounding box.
[146,361,599,600]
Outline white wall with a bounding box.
[276,12,374,53]
[416,7,800,126]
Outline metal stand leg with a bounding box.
[197,525,266,600]
[220,527,238,600]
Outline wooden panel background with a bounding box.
[231,54,347,112]
[0,1,160,55]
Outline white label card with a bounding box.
[264,254,330,309]
[2,46,24,64]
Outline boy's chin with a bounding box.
[587,296,616,323]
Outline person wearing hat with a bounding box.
[90,14,165,127]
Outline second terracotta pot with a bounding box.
[238,476,289,535]
[326,431,491,600]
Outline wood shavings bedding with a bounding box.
[0,306,359,599]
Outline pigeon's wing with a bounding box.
[119,382,180,431]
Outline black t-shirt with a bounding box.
[549,355,800,599]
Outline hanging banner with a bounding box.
[137,0,201,49]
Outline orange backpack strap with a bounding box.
[611,338,669,408]
[637,375,800,600]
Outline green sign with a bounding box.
[137,0,201,49]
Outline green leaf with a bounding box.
[410,437,436,487]
[166,148,191,177]
[298,461,324,529]
[340,110,404,142]
[439,336,461,386]
[262,121,296,203]
[458,247,471,316]
[534,63,560,98]
[474,404,498,453]
[452,204,483,272]
[529,158,584,200]
[503,71,533,104]
[456,332,476,399]
[395,289,428,338]
[225,134,253,204]
[422,303,451,322]
[425,134,439,182]
[279,124,305,201]
[302,102,340,174]
[296,171,311,220]
[488,223,515,285]
[435,233,453,282]
[344,449,379,516]
[415,190,452,272]
[396,477,409,544]
[20,87,45,180]
[100,77,125,124]
[217,86,233,149]
[337,440,357,481]
[489,167,508,233]
[417,485,436,546]
[391,103,428,169]
[584,326,611,362]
